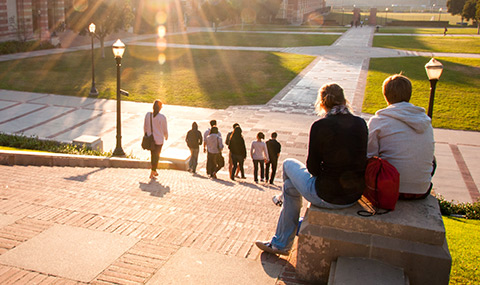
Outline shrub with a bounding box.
[0,40,55,55]
[0,133,110,157]
[437,195,480,219]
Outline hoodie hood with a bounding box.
[375,102,431,133]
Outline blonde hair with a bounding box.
[315,83,349,115]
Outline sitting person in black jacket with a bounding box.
[256,83,368,256]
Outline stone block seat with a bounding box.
[295,195,451,285]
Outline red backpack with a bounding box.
[363,156,400,211]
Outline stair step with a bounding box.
[328,257,408,285]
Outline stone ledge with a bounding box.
[304,195,446,246]
[0,150,175,170]
[296,195,452,285]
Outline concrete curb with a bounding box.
[0,150,185,170]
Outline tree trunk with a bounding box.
[100,37,105,58]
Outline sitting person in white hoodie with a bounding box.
[367,74,435,200]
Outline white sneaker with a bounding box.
[255,241,290,256]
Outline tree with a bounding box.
[67,0,134,58]
[201,0,232,32]
[447,0,467,16]
[463,0,480,34]
[256,0,282,23]
[477,0,480,33]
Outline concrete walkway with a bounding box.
[0,26,479,283]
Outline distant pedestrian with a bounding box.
[444,26,448,36]
[228,126,247,180]
[205,127,223,179]
[204,120,222,153]
[144,100,168,179]
[266,132,281,185]
[226,123,240,179]
[251,132,269,183]
[185,122,202,173]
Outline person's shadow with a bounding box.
[64,168,105,182]
[139,179,170,197]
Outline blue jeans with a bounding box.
[270,158,355,251]
[189,148,199,173]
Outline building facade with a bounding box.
[278,0,326,24]
[0,0,65,42]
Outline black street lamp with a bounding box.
[425,58,444,119]
[112,39,126,157]
[385,8,389,26]
[89,23,98,96]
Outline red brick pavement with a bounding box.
[0,165,310,284]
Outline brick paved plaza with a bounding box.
[0,165,299,284]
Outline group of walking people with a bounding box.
[185,120,282,183]
[142,102,283,183]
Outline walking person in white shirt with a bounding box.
[144,100,168,179]
[251,132,269,183]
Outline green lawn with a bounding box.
[224,24,348,32]
[444,216,480,284]
[163,32,340,47]
[373,36,480,54]
[378,12,464,26]
[0,46,314,109]
[328,11,464,26]
[376,27,479,34]
[363,57,480,131]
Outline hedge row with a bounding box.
[0,40,55,55]
[0,133,110,157]
[437,195,480,219]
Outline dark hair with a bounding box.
[316,83,346,112]
[153,100,163,117]
[231,126,242,139]
[233,123,239,129]
[383,74,412,104]
[257,132,265,140]
[271,132,277,139]
[210,120,217,127]
[192,121,198,130]
[210,126,218,134]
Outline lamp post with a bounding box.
[385,8,389,26]
[438,8,442,21]
[425,58,443,119]
[89,23,98,96]
[341,8,345,26]
[112,39,126,157]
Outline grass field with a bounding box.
[327,11,464,26]
[376,27,479,34]
[225,25,348,32]
[0,46,314,109]
[378,12,464,26]
[373,36,480,54]
[443,216,480,284]
[363,57,480,131]
[163,32,340,47]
